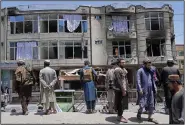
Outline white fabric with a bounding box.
[112,16,128,33]
[107,90,115,103]
[63,15,82,32]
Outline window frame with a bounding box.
[146,39,166,57]
[112,41,131,58]
[144,12,164,31]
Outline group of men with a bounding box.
[14,60,57,115]
[13,58,184,124]
[105,58,184,124]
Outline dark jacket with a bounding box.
[161,66,181,86]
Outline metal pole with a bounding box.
[0,0,2,121]
[0,0,2,84]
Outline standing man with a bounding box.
[39,60,57,115]
[105,59,117,114]
[160,59,180,118]
[136,59,158,123]
[168,75,184,124]
[15,60,36,115]
[113,58,128,123]
[80,60,97,114]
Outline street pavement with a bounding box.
[1,103,169,124]
[1,111,169,124]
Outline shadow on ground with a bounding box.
[10,112,24,116]
[105,116,120,124]
[128,117,144,124]
[34,112,45,116]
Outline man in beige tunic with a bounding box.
[105,60,117,114]
[39,60,57,115]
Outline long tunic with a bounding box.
[137,67,157,113]
[39,67,57,104]
[105,68,115,103]
[80,66,97,101]
[171,88,184,124]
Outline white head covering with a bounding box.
[44,60,50,63]
[167,58,174,63]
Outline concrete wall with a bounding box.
[91,7,107,65]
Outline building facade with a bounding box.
[176,44,184,82]
[0,4,175,101]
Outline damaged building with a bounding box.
[0,4,176,102]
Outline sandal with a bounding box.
[117,116,128,123]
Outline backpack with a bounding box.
[83,68,93,81]
[15,66,33,85]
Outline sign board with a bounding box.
[95,40,103,45]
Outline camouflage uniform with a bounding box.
[15,61,35,115]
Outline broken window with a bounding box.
[40,21,48,33]
[63,15,87,33]
[10,42,17,60]
[24,21,32,33]
[65,42,73,59]
[24,15,33,33]
[40,41,49,59]
[145,12,164,30]
[16,22,23,34]
[82,21,87,32]
[64,41,88,59]
[59,20,64,32]
[146,39,165,57]
[32,15,38,33]
[49,41,58,59]
[10,22,15,34]
[74,42,82,59]
[49,14,57,33]
[83,46,88,58]
[112,41,131,58]
[39,14,48,33]
[59,41,65,59]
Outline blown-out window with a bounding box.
[145,12,164,30]
[146,39,165,57]
[112,41,131,58]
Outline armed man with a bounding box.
[14,60,36,115]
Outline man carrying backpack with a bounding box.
[15,60,36,115]
[105,59,117,114]
[80,60,97,114]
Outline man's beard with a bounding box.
[120,65,124,68]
